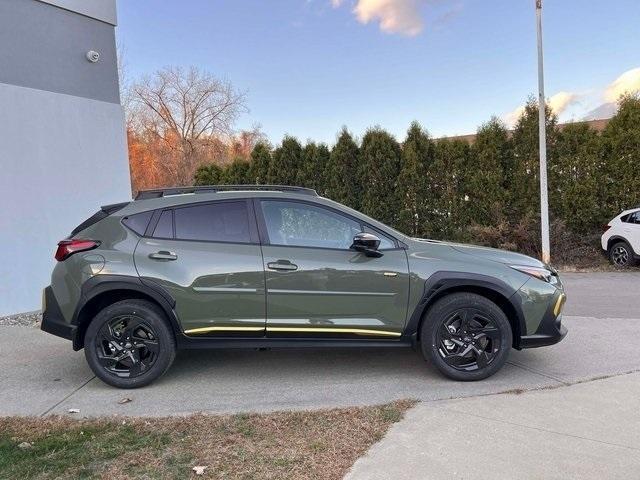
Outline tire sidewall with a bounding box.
[420,293,512,381]
[84,300,176,389]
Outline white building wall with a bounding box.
[0,84,131,315]
[0,0,130,315]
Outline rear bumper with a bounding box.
[518,292,568,349]
[40,286,76,342]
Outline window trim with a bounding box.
[253,197,403,252]
[145,198,260,245]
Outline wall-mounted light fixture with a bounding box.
[86,50,100,63]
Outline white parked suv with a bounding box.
[602,208,640,267]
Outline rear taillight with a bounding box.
[55,239,99,261]
[602,224,612,233]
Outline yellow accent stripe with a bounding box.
[184,326,402,337]
[267,327,402,337]
[184,326,265,335]
[553,294,566,317]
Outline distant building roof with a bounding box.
[438,118,611,144]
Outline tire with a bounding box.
[84,299,176,388]
[420,292,512,381]
[609,241,636,268]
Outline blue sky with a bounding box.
[116,0,640,145]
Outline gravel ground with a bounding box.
[0,311,41,327]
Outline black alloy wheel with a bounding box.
[421,292,512,381]
[436,309,501,371]
[84,300,176,388]
[95,315,159,378]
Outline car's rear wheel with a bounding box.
[84,300,176,388]
[420,292,512,381]
[609,241,636,268]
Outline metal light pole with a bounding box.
[536,0,551,264]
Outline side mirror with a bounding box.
[350,232,383,258]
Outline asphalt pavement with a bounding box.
[0,272,639,418]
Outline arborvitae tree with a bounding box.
[325,128,360,209]
[359,128,402,227]
[297,142,330,192]
[397,122,435,236]
[268,135,302,185]
[193,163,223,185]
[248,142,272,184]
[550,122,602,232]
[510,97,559,218]
[221,158,251,185]
[468,117,512,225]
[312,144,330,194]
[601,94,640,214]
[430,138,471,240]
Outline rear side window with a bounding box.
[174,201,251,243]
[153,210,174,238]
[122,211,153,236]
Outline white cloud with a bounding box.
[548,91,580,116]
[604,67,640,102]
[353,0,425,36]
[502,105,526,128]
[331,0,344,7]
[502,91,581,127]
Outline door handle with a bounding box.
[267,260,298,271]
[149,250,177,261]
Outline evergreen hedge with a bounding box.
[194,95,640,265]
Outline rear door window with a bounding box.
[174,201,251,243]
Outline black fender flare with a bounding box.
[71,274,182,349]
[404,271,527,348]
[606,236,636,255]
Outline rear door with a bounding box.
[256,198,410,338]
[134,199,266,336]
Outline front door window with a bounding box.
[261,200,362,249]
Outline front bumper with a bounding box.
[519,292,568,348]
[40,286,77,342]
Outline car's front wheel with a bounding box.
[609,241,636,268]
[84,300,176,388]
[420,292,512,381]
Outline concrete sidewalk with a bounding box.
[346,372,640,480]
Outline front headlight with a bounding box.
[510,265,559,286]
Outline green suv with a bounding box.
[41,185,567,388]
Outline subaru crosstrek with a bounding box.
[41,185,567,388]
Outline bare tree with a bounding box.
[130,66,247,184]
[230,124,268,159]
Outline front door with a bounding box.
[256,199,410,338]
[134,199,266,336]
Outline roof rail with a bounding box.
[135,185,318,200]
